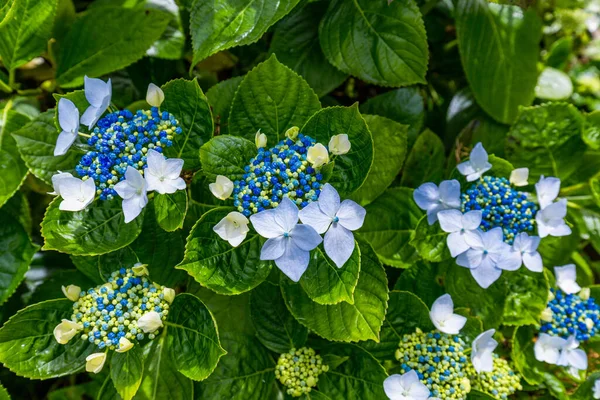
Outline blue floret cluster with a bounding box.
[461,176,537,244]
[540,288,600,342]
[75,107,182,200]
[232,134,324,217]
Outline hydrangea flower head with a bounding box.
[466,355,522,400]
[540,288,599,342]
[275,347,328,397]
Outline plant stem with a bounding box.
[7,69,15,88]
[560,182,589,196]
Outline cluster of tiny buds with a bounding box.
[467,355,522,400]
[396,329,470,400]
[57,266,175,352]
[275,347,329,397]
[461,176,537,244]
[75,107,182,200]
[540,288,599,342]
[232,133,324,217]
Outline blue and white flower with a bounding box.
[299,183,366,267]
[114,166,148,223]
[554,264,582,294]
[53,175,96,212]
[437,209,481,257]
[457,142,492,182]
[534,333,565,364]
[80,76,112,129]
[502,232,543,273]
[593,379,600,399]
[535,175,561,209]
[213,211,250,247]
[250,197,322,282]
[55,98,80,156]
[536,199,571,238]
[383,370,430,400]
[144,149,186,194]
[557,335,588,372]
[471,329,498,373]
[413,180,461,224]
[429,294,467,335]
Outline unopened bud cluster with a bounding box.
[70,267,170,350]
[275,347,329,397]
[540,288,599,341]
[467,355,522,400]
[396,330,470,399]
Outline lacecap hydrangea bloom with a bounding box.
[209,128,364,282]
[413,142,571,288]
[53,265,175,374]
[275,347,329,397]
[49,78,187,223]
[466,355,522,400]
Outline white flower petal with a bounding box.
[497,249,522,271]
[50,172,74,196]
[446,231,470,258]
[209,175,234,200]
[413,182,440,212]
[336,199,366,231]
[536,176,561,209]
[324,223,354,268]
[442,314,468,335]
[439,180,461,208]
[470,142,489,168]
[510,168,529,187]
[472,329,498,373]
[430,294,466,334]
[274,197,300,232]
[555,264,581,294]
[54,131,77,156]
[275,241,310,282]
[328,134,351,155]
[317,183,341,218]
[291,224,322,252]
[80,106,102,130]
[457,161,476,177]
[471,257,502,289]
[438,209,463,233]
[58,98,79,133]
[84,76,111,107]
[260,236,287,260]
[462,210,483,230]
[85,352,107,374]
[593,379,600,399]
[250,209,284,238]
[456,248,483,269]
[137,311,163,333]
[298,202,332,234]
[122,197,145,223]
[534,334,564,364]
[213,211,249,247]
[306,143,329,168]
[146,83,165,107]
[523,252,543,272]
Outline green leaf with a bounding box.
[505,102,586,181]
[301,105,374,197]
[12,110,82,185]
[400,129,445,188]
[0,299,95,379]
[161,78,214,170]
[299,244,360,305]
[409,215,451,263]
[145,0,185,60]
[359,88,425,145]
[393,261,445,307]
[41,197,144,256]
[205,76,243,131]
[229,54,321,143]
[55,6,171,88]
[195,332,276,400]
[487,154,514,179]
[572,371,600,400]
[193,289,256,336]
[319,0,428,87]
[350,115,407,206]
[189,0,302,66]
[166,293,226,381]
[535,67,573,100]
[177,208,272,295]
[154,191,187,232]
[317,344,387,400]
[502,268,549,327]
[249,281,308,353]
[111,346,144,400]
[511,325,545,385]
[199,135,257,181]
[0,210,38,305]
[359,187,422,268]
[467,390,496,400]
[29,269,95,304]
[0,109,30,208]
[0,0,57,71]
[359,290,433,360]
[0,384,9,400]
[455,0,542,124]
[270,1,347,97]
[281,239,388,342]
[583,111,600,150]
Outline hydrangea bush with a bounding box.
[0,0,599,399]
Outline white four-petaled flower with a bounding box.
[535,198,571,238]
[509,168,529,187]
[457,142,492,182]
[383,370,430,400]
[429,294,467,335]
[209,175,234,200]
[52,175,96,212]
[306,143,329,168]
[146,83,164,108]
[213,211,250,247]
[114,166,148,223]
[437,209,481,257]
[80,76,112,130]
[557,335,588,371]
[144,149,186,194]
[593,378,600,399]
[55,98,80,156]
[471,329,498,373]
[328,134,351,155]
[554,264,582,294]
[250,197,322,282]
[502,232,543,273]
[534,333,565,364]
[299,183,366,267]
[413,180,461,225]
[535,176,561,209]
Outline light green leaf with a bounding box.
[189,0,302,66]
[281,239,388,342]
[359,187,422,268]
[229,54,321,143]
[176,208,272,295]
[205,76,243,130]
[270,1,347,97]
[199,135,257,181]
[249,281,308,353]
[319,0,428,87]
[359,290,433,360]
[350,115,407,206]
[455,0,542,124]
[511,325,545,385]
[195,332,276,400]
[400,129,445,188]
[0,210,38,305]
[535,67,573,100]
[502,268,549,327]
[0,0,57,71]
[41,198,144,256]
[12,110,82,185]
[0,299,95,379]
[301,105,374,197]
[583,111,600,150]
[409,215,450,263]
[0,109,30,208]
[505,102,586,181]
[572,371,600,400]
[55,6,171,88]
[467,390,497,400]
[0,384,9,400]
[318,344,387,400]
[166,293,226,381]
[154,191,187,232]
[299,244,360,305]
[111,346,144,400]
[161,78,213,170]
